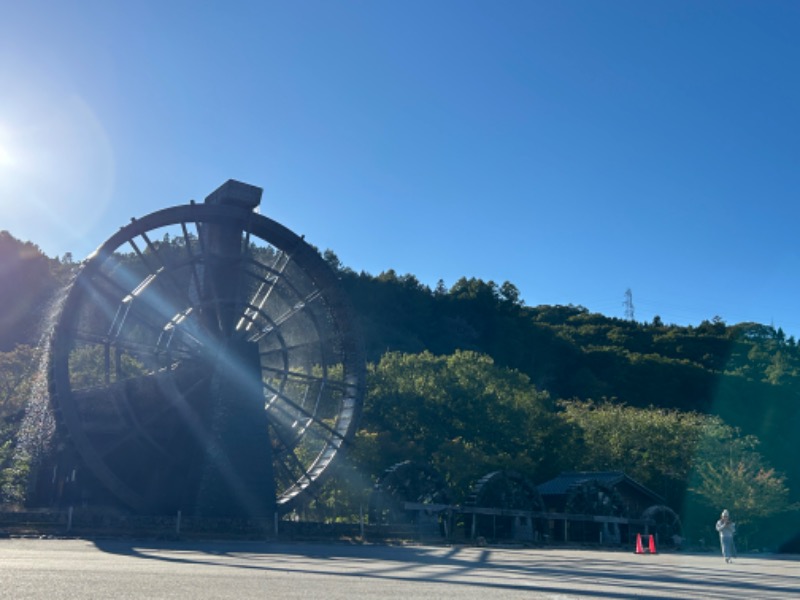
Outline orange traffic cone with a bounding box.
[648,534,657,554]
[635,533,645,554]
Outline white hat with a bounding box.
[721,509,729,518]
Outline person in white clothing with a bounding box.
[715,509,736,563]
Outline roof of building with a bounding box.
[537,471,664,503]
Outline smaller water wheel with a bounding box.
[641,505,683,547]
[564,479,628,544]
[368,460,452,527]
[565,479,628,516]
[465,470,545,542]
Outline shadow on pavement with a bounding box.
[92,539,800,599]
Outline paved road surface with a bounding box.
[0,538,798,599]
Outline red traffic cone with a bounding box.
[635,533,645,554]
[648,534,657,554]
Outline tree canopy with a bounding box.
[0,236,798,544]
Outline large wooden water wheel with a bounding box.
[47,180,365,517]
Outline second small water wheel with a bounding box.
[564,479,628,543]
[465,470,545,542]
[641,504,683,548]
[368,460,453,538]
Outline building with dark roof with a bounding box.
[536,471,672,545]
[538,470,664,516]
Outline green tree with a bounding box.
[0,232,64,350]
[560,400,793,531]
[688,421,792,525]
[558,399,710,506]
[0,345,38,419]
[356,350,565,502]
[0,439,30,505]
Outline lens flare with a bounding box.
[0,92,115,254]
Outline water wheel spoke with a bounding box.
[269,421,315,483]
[265,398,343,448]
[237,251,292,332]
[248,289,323,343]
[259,338,323,360]
[138,231,191,297]
[179,221,205,300]
[78,270,175,341]
[262,365,351,395]
[72,329,198,362]
[83,272,191,339]
[263,384,348,445]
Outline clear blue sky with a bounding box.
[2,1,799,336]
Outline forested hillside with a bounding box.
[1,233,798,546]
[334,254,800,461]
[327,252,800,534]
[0,232,71,351]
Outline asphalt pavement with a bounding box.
[0,538,798,599]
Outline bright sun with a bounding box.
[0,143,15,168]
[0,95,115,257]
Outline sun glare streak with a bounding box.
[0,92,115,254]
